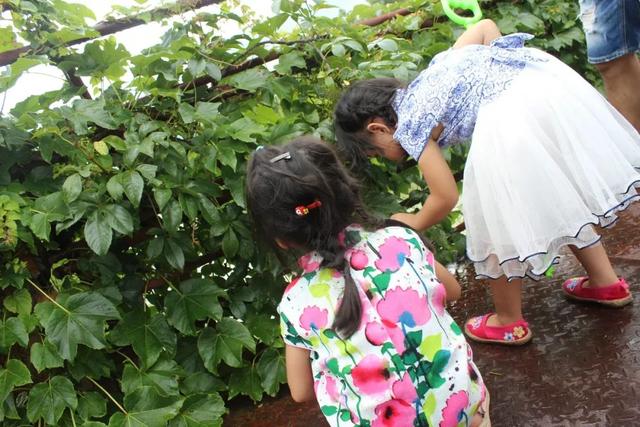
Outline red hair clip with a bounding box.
[295,200,322,216]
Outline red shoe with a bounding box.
[464,313,532,345]
[562,277,632,307]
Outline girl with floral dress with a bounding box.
[334,19,639,345]
[246,137,489,427]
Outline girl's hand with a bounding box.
[391,212,424,230]
[452,19,502,49]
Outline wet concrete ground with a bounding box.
[225,205,640,426]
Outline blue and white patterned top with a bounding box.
[392,33,549,160]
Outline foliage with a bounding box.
[0,0,590,424]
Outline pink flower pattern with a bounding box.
[351,355,392,395]
[374,236,411,272]
[299,306,328,331]
[439,391,469,427]
[377,287,430,327]
[372,399,416,427]
[278,225,482,427]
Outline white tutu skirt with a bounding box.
[463,53,640,280]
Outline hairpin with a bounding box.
[270,152,291,163]
[295,200,322,216]
[255,145,264,151]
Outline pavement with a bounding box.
[225,204,640,426]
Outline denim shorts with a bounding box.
[578,0,640,64]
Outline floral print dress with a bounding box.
[278,225,485,427]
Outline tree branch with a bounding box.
[0,0,223,67]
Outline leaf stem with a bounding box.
[88,377,127,414]
[26,278,70,315]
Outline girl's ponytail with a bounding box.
[333,261,362,339]
[246,137,380,339]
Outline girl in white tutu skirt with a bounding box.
[334,19,640,345]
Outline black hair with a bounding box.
[333,78,405,168]
[246,136,382,338]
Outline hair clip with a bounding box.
[255,145,264,151]
[295,200,322,216]
[270,152,291,163]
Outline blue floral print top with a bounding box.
[392,33,549,160]
[278,225,485,427]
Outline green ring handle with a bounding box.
[441,0,483,28]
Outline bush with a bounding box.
[0,0,588,424]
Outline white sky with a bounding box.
[1,0,365,115]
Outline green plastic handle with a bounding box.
[441,0,483,28]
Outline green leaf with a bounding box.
[94,140,109,155]
[168,393,225,427]
[178,103,196,124]
[147,237,164,259]
[121,358,181,397]
[198,318,255,373]
[30,340,64,373]
[122,170,144,208]
[104,204,134,235]
[106,176,124,201]
[3,288,32,315]
[64,98,117,134]
[27,376,78,425]
[163,200,182,232]
[111,309,176,368]
[84,211,113,256]
[103,135,127,151]
[517,12,545,31]
[228,364,262,401]
[107,387,183,427]
[377,38,398,51]
[77,391,107,420]
[256,348,286,396]
[331,43,346,57]
[205,63,222,81]
[34,292,121,361]
[0,359,32,403]
[275,52,306,75]
[222,229,239,258]
[29,212,51,241]
[165,279,226,335]
[226,68,267,92]
[62,174,82,203]
[0,317,28,348]
[164,239,184,270]
[0,56,47,91]
[153,188,172,211]
[194,102,220,122]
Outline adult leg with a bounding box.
[595,53,640,132]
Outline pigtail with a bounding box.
[246,137,382,339]
[332,260,362,338]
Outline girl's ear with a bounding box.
[366,118,393,134]
[275,238,289,249]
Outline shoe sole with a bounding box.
[563,291,633,307]
[464,324,533,346]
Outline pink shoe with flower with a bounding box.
[562,277,632,307]
[464,313,532,345]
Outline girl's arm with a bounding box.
[285,345,315,402]
[452,19,502,49]
[392,131,458,231]
[434,260,461,301]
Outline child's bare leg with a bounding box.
[569,242,618,287]
[486,276,524,326]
